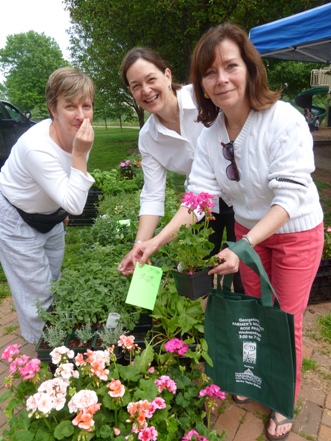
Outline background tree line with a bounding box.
[0,0,329,125]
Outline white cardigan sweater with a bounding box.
[187,101,323,234]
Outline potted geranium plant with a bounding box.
[164,192,218,300]
[1,336,226,441]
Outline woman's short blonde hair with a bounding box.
[46,67,95,119]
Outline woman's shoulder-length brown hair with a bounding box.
[190,23,281,127]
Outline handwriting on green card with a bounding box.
[126,263,163,310]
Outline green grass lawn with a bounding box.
[88,127,140,171]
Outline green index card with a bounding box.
[125,263,163,310]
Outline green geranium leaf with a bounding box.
[11,431,34,441]
[133,345,154,372]
[0,389,12,403]
[54,420,75,439]
[98,424,113,438]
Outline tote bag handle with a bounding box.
[220,240,278,307]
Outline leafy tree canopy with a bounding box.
[0,31,68,115]
[63,0,329,125]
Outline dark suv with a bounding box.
[0,100,36,168]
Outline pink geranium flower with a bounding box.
[164,338,189,356]
[107,378,125,397]
[138,426,158,441]
[154,375,177,394]
[1,344,21,362]
[199,384,226,400]
[118,334,136,351]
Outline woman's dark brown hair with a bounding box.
[120,46,182,91]
[190,23,281,127]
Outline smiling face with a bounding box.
[126,58,172,114]
[201,39,250,117]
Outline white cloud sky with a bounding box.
[0,0,71,82]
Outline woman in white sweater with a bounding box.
[131,24,324,441]
[0,67,95,344]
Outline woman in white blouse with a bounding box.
[118,47,237,277]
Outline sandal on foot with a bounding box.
[266,411,293,441]
[231,394,252,404]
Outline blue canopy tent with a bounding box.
[249,3,331,63]
[249,3,331,126]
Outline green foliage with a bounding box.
[63,0,322,124]
[42,325,67,348]
[265,59,329,103]
[37,243,140,333]
[323,226,331,259]
[96,322,124,348]
[90,168,143,195]
[302,358,318,373]
[74,320,95,344]
[318,313,331,342]
[0,31,68,114]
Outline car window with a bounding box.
[0,104,6,120]
[2,102,24,122]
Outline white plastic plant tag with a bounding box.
[106,312,121,329]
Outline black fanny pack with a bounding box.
[15,206,68,233]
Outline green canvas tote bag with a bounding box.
[205,240,296,419]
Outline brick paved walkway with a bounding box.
[1,297,331,440]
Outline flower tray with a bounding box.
[308,259,331,304]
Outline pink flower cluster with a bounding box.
[182,192,215,218]
[164,338,189,356]
[75,349,110,381]
[26,377,69,416]
[107,378,125,397]
[182,429,209,441]
[68,390,101,431]
[50,346,75,364]
[199,384,226,400]
[154,375,177,394]
[1,344,21,362]
[120,159,131,168]
[118,334,136,351]
[2,344,41,384]
[127,398,166,440]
